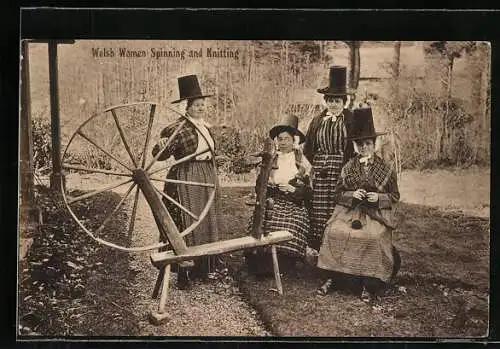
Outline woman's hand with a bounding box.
[156,138,169,151]
[278,183,296,193]
[366,192,379,202]
[352,189,367,200]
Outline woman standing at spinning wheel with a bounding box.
[152,75,221,290]
[303,66,355,251]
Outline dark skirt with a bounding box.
[162,160,221,277]
[309,153,344,249]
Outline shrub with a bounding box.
[32,116,52,174]
[64,147,113,170]
[211,125,257,174]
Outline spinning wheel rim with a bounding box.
[60,102,218,252]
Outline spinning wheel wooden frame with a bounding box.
[61,101,293,325]
[61,102,217,252]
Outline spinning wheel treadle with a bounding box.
[61,102,292,326]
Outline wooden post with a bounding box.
[19,40,38,259]
[158,264,171,312]
[271,245,283,295]
[250,138,277,239]
[149,263,171,325]
[48,40,65,192]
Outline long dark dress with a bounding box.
[303,108,354,250]
[151,117,221,277]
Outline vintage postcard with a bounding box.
[18,35,490,338]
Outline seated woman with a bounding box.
[316,108,401,302]
[245,114,312,276]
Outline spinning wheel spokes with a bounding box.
[145,119,187,171]
[62,101,218,253]
[148,148,211,177]
[153,186,200,221]
[149,176,216,188]
[109,108,139,168]
[76,129,134,172]
[127,186,141,238]
[66,177,134,204]
[95,182,137,234]
[61,164,132,177]
[140,104,157,168]
[62,102,167,252]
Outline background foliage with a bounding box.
[29,40,490,173]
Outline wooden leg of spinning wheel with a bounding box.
[158,263,171,312]
[149,264,171,325]
[271,245,283,295]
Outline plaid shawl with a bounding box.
[338,154,394,193]
[152,117,215,161]
[335,154,399,229]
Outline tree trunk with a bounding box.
[479,48,490,154]
[215,72,219,124]
[347,41,361,89]
[344,41,361,110]
[393,41,401,78]
[391,41,402,114]
[441,57,454,159]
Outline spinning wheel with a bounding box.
[61,101,293,325]
[61,102,217,252]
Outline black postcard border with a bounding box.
[3,6,498,347]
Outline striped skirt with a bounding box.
[309,153,344,249]
[163,160,221,275]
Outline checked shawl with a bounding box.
[335,154,400,229]
[337,154,396,194]
[152,117,214,161]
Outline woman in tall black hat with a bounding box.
[303,66,356,251]
[245,114,313,276]
[152,74,221,290]
[315,107,401,303]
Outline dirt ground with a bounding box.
[18,182,270,337]
[399,167,490,218]
[18,168,490,338]
[236,193,489,337]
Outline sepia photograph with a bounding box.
[18,38,490,338]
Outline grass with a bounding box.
[217,186,490,338]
